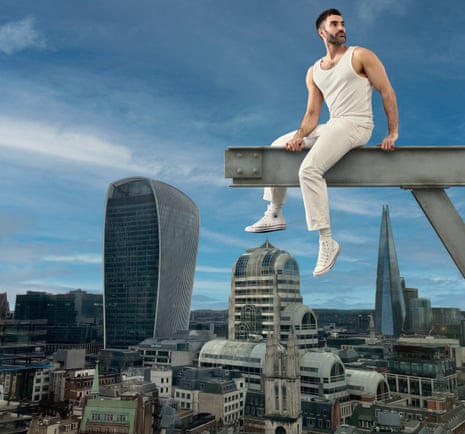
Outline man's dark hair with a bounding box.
[315,8,342,30]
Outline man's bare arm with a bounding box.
[286,67,324,152]
[355,47,398,151]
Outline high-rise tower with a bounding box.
[103,177,199,348]
[374,205,406,337]
[229,241,318,349]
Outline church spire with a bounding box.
[91,361,100,399]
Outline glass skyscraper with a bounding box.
[375,205,406,337]
[103,177,199,349]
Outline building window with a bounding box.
[275,383,279,411]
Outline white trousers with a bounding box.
[264,117,373,231]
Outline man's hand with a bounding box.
[285,137,306,152]
[378,133,397,152]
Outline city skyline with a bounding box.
[1,1,464,312]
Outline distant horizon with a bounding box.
[4,286,463,315]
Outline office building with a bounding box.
[173,367,246,426]
[349,397,465,433]
[103,177,199,348]
[229,241,318,349]
[80,392,154,434]
[0,363,52,402]
[158,407,216,434]
[386,343,457,408]
[14,289,103,347]
[0,292,10,318]
[431,307,464,339]
[0,319,47,352]
[28,417,79,434]
[406,298,432,334]
[132,329,214,369]
[374,205,406,337]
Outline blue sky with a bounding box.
[1,0,464,313]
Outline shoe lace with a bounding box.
[264,205,279,218]
[317,240,331,265]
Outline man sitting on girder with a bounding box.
[245,8,399,277]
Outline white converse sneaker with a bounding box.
[245,206,286,233]
[313,239,341,277]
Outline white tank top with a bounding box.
[313,46,373,127]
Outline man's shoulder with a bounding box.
[352,46,380,68]
[352,46,376,58]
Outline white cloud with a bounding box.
[0,16,46,55]
[0,115,227,189]
[0,116,141,170]
[196,265,232,274]
[201,228,250,249]
[43,254,102,264]
[355,0,413,24]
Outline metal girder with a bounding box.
[224,146,465,278]
[411,188,465,278]
[225,146,465,187]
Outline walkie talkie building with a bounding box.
[103,177,199,349]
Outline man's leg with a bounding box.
[298,119,372,275]
[245,131,295,233]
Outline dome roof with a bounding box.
[345,369,389,396]
[233,241,299,278]
[300,350,345,378]
[281,304,317,327]
[199,339,271,367]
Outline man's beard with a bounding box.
[324,30,346,46]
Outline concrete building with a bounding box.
[229,241,318,349]
[0,363,52,402]
[64,368,122,406]
[80,392,154,434]
[27,416,79,434]
[173,367,246,428]
[103,177,199,348]
[79,365,155,434]
[150,365,172,400]
[98,348,142,374]
[345,369,390,404]
[131,329,214,368]
[348,397,465,434]
[198,338,389,426]
[158,406,217,434]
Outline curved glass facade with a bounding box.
[103,177,199,348]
